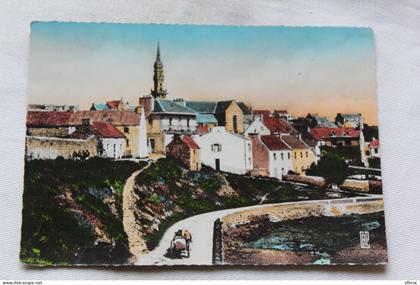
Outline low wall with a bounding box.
[215,197,384,264]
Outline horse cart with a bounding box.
[166,229,191,258]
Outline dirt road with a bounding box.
[122,163,151,261]
[135,203,289,265]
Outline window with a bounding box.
[281,153,284,160]
[300,152,303,158]
[124,127,129,133]
[211,143,222,152]
[288,153,290,159]
[148,118,153,126]
[294,153,297,159]
[187,118,190,127]
[169,118,173,126]
[374,149,378,154]
[126,139,130,147]
[273,153,277,160]
[365,150,370,155]
[306,151,308,158]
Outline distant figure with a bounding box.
[182,229,192,243]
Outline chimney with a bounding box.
[82,118,92,126]
[138,96,154,118]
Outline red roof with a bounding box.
[26,111,73,127]
[370,139,379,148]
[310,127,360,141]
[196,125,209,135]
[27,110,140,127]
[263,117,291,134]
[260,135,290,151]
[106,100,121,110]
[182,135,200,150]
[281,135,308,149]
[92,121,125,138]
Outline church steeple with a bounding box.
[151,42,167,99]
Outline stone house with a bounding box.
[26,110,148,158]
[166,135,201,171]
[194,127,253,174]
[72,111,146,158]
[310,127,361,148]
[139,97,198,155]
[185,100,251,134]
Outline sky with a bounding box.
[27,22,378,124]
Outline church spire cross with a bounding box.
[156,42,161,61]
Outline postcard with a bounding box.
[21,22,386,266]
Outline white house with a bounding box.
[244,117,271,136]
[93,122,126,159]
[194,127,253,174]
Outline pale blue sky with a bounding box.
[28,22,377,123]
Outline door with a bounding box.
[233,115,238,133]
[215,158,220,171]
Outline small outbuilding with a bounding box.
[166,135,201,171]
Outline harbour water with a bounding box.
[245,211,386,264]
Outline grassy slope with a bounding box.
[20,158,147,265]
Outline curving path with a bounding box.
[122,162,152,261]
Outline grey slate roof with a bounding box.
[215,100,233,113]
[196,113,218,124]
[185,101,217,113]
[237,102,251,114]
[153,99,197,115]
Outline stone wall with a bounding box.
[26,136,97,159]
[27,126,72,137]
[220,197,384,227]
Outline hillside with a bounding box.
[20,158,147,265]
